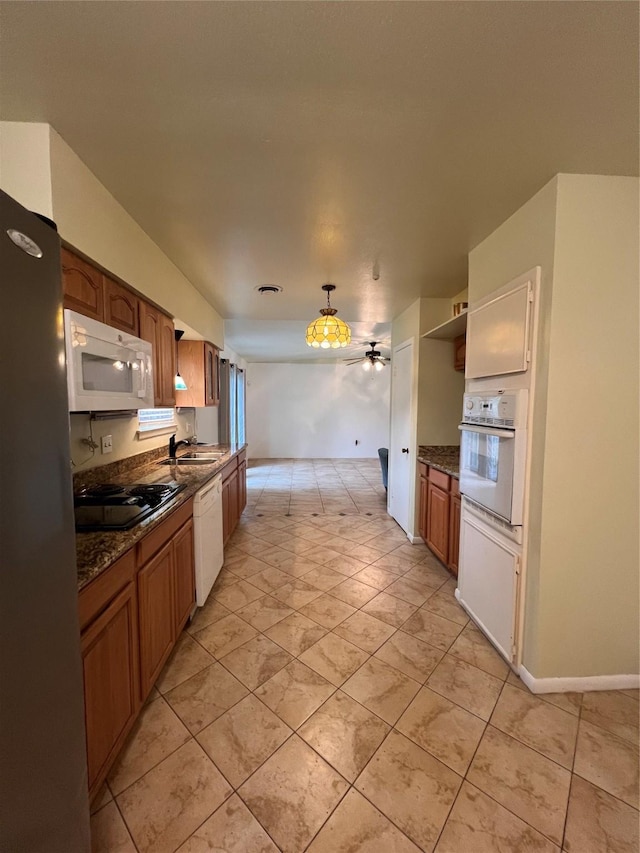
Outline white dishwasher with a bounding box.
[193,475,224,606]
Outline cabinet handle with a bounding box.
[402,448,409,454]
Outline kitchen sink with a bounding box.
[159,453,223,466]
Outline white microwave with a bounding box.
[64,309,154,411]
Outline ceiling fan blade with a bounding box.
[343,358,363,364]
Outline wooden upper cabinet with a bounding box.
[174,340,220,408]
[139,300,175,407]
[103,276,139,335]
[61,247,104,321]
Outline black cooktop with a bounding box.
[74,482,184,531]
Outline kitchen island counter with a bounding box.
[74,444,246,590]
[417,445,460,478]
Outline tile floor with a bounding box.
[91,459,640,853]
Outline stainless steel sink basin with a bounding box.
[159,454,222,466]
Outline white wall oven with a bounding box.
[64,309,154,411]
[457,389,528,664]
[458,390,527,525]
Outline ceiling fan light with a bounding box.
[374,360,384,371]
[362,360,372,371]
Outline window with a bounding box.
[137,408,177,437]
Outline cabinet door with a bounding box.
[237,460,247,518]
[222,468,239,545]
[204,342,219,406]
[138,540,175,698]
[104,276,139,335]
[139,300,162,406]
[448,494,461,577]
[453,334,466,373]
[61,247,104,321]
[426,481,449,565]
[173,520,195,634]
[159,312,176,408]
[418,473,429,542]
[81,582,139,797]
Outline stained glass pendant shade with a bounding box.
[305,284,351,349]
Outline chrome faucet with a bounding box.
[169,435,191,459]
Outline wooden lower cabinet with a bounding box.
[222,467,239,545]
[238,459,247,517]
[419,464,461,575]
[426,480,450,564]
[138,540,175,698]
[173,520,195,634]
[80,580,139,799]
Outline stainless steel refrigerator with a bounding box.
[0,190,90,851]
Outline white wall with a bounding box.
[246,362,390,458]
[0,122,53,217]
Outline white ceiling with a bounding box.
[1,2,637,361]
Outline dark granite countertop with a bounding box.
[75,444,245,592]
[417,445,460,478]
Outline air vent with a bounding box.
[255,284,283,294]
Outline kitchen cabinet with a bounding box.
[139,299,176,408]
[220,450,247,544]
[78,550,139,801]
[103,275,139,335]
[61,247,104,321]
[418,464,461,576]
[137,502,195,699]
[174,340,220,408]
[237,456,247,517]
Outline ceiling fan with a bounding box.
[343,341,391,371]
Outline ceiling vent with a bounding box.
[255,284,283,294]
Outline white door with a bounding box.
[388,339,413,533]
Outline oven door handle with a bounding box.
[458,424,515,439]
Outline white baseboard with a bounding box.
[519,665,640,694]
[407,533,423,544]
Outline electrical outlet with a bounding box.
[101,435,113,454]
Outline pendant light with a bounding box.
[174,330,188,390]
[305,284,351,349]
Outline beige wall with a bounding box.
[0,121,53,217]
[469,174,639,680]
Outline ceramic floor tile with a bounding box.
[333,610,396,653]
[197,694,292,788]
[448,622,510,679]
[321,554,370,577]
[434,781,560,853]
[362,591,418,627]
[397,686,486,775]
[255,660,335,728]
[307,788,421,853]
[467,725,571,846]
[222,553,273,580]
[298,690,390,781]
[193,613,258,659]
[299,632,369,686]
[235,595,294,631]
[116,740,232,853]
[505,671,583,717]
[427,654,503,721]
[238,735,349,853]
[108,697,190,795]
[330,578,380,607]
[385,576,436,606]
[298,593,357,629]
[404,562,450,589]
[342,657,421,725]
[347,543,388,563]
[374,631,445,682]
[176,794,279,852]
[272,578,323,609]
[581,690,639,746]
[300,565,346,591]
[421,588,469,626]
[155,633,215,694]
[213,579,264,612]
[563,774,640,853]
[219,634,293,690]
[353,565,400,590]
[490,683,579,769]
[164,661,249,734]
[402,609,464,651]
[247,566,293,593]
[264,611,328,655]
[90,782,113,814]
[186,599,230,635]
[355,729,462,851]
[90,801,136,853]
[573,719,639,808]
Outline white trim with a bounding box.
[407,533,423,544]
[519,665,640,694]
[136,425,178,440]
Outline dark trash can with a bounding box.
[378,447,389,491]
